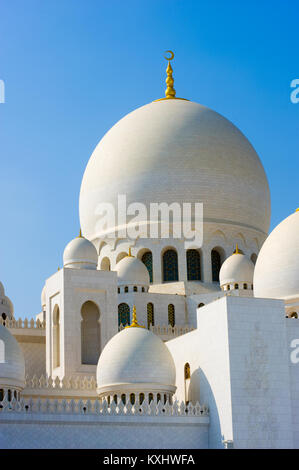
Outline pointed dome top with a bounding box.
[63,231,98,270]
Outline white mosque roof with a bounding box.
[79,99,270,242]
[114,254,150,286]
[220,252,254,287]
[254,209,299,300]
[63,234,98,270]
[97,324,176,396]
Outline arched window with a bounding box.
[235,283,239,290]
[81,301,101,365]
[147,303,154,329]
[139,393,145,404]
[211,249,222,282]
[168,304,175,327]
[163,249,178,282]
[53,305,60,369]
[141,251,153,283]
[130,393,135,404]
[118,303,130,327]
[124,286,128,293]
[244,283,248,290]
[198,303,205,308]
[184,363,191,405]
[133,286,137,292]
[149,393,154,403]
[186,249,201,281]
[184,363,191,380]
[100,257,110,271]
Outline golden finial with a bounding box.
[296,208,299,212]
[58,266,60,271]
[125,305,145,329]
[154,51,189,102]
[234,244,239,254]
[164,50,176,99]
[78,228,83,238]
[128,247,133,257]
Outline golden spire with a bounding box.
[296,208,299,212]
[125,305,145,329]
[164,50,176,99]
[77,228,83,238]
[234,244,239,254]
[154,51,189,102]
[128,247,133,257]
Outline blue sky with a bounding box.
[0,0,298,318]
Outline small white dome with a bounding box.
[254,210,299,300]
[97,326,176,396]
[220,252,254,287]
[0,325,25,390]
[115,255,150,287]
[63,235,98,270]
[0,282,14,319]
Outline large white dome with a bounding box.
[97,326,176,397]
[79,99,270,242]
[0,325,25,390]
[254,210,299,300]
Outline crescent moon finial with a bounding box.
[164,50,174,61]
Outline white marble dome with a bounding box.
[96,325,176,397]
[115,255,150,287]
[63,235,98,270]
[220,252,254,288]
[254,210,299,300]
[0,325,25,390]
[79,99,270,242]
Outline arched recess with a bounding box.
[81,301,101,365]
[100,257,111,271]
[186,249,201,281]
[118,303,130,327]
[251,253,257,265]
[162,248,178,282]
[140,251,153,283]
[116,252,128,264]
[53,305,60,369]
[168,304,175,327]
[147,303,154,329]
[184,363,191,404]
[198,303,205,308]
[211,247,224,282]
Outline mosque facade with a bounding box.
[0,54,298,449]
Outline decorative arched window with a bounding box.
[147,303,154,329]
[133,286,137,292]
[139,393,145,404]
[168,304,175,327]
[81,301,101,365]
[100,257,110,271]
[130,393,135,404]
[163,249,178,282]
[141,251,153,283]
[149,393,153,403]
[184,363,191,380]
[235,283,239,290]
[184,362,191,404]
[118,303,130,327]
[211,249,222,282]
[53,305,60,369]
[244,283,248,290]
[186,249,201,281]
[124,286,129,293]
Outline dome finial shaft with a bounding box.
[164,50,176,99]
[126,305,145,329]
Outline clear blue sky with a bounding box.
[0,0,298,318]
